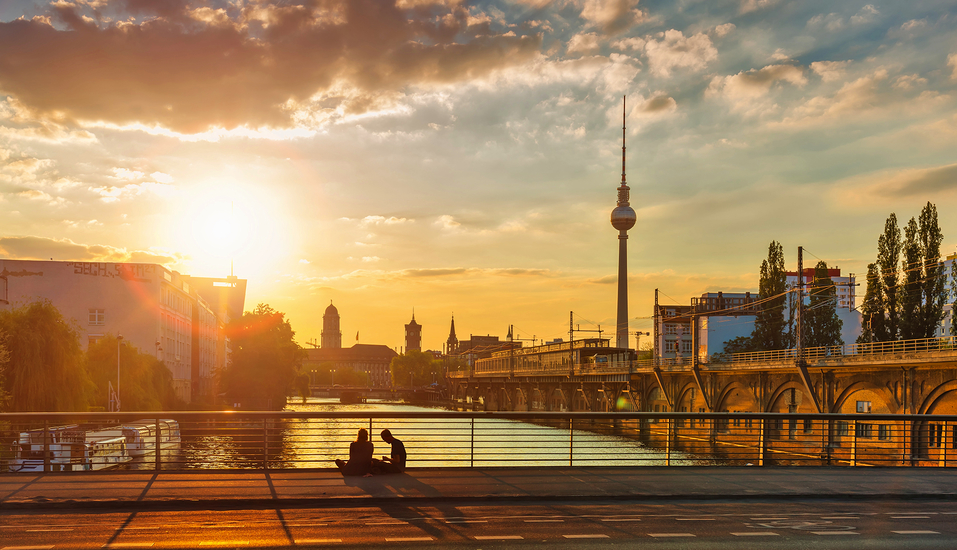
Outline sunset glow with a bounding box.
[1,0,956,350]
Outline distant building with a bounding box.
[303,344,397,388]
[0,259,244,403]
[935,253,957,339]
[321,302,342,349]
[446,315,458,355]
[405,313,421,352]
[785,268,860,346]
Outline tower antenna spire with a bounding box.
[622,95,626,185]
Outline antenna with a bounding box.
[622,95,626,185]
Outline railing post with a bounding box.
[942,421,948,468]
[851,420,857,467]
[155,417,161,471]
[470,416,475,468]
[666,418,672,466]
[569,418,575,467]
[262,418,268,470]
[758,417,766,467]
[43,420,50,473]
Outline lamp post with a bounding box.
[410,371,413,389]
[116,334,123,412]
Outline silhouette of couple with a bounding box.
[335,428,406,477]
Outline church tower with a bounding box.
[321,301,342,349]
[405,311,422,353]
[446,314,458,355]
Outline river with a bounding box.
[151,399,704,470]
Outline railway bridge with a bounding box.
[448,336,957,418]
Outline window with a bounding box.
[878,424,890,441]
[681,340,693,353]
[664,324,679,335]
[88,334,104,346]
[89,309,105,326]
[855,423,872,439]
[837,421,849,437]
[803,418,813,434]
[856,401,872,413]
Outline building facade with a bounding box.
[0,259,245,404]
[321,302,342,349]
[303,344,398,388]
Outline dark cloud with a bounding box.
[0,235,183,264]
[885,163,957,197]
[642,95,676,112]
[0,1,542,132]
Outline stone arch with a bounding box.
[530,388,546,411]
[833,380,896,414]
[513,387,528,411]
[765,381,810,413]
[549,388,568,412]
[646,384,669,412]
[571,389,590,411]
[674,383,700,413]
[598,390,614,412]
[918,379,957,415]
[714,382,758,413]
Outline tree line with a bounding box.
[724,201,947,355]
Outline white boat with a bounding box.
[118,419,181,457]
[8,425,132,472]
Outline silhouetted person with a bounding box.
[372,429,407,474]
[335,428,374,477]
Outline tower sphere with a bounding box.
[611,205,636,231]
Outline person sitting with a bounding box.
[371,429,407,474]
[335,428,374,477]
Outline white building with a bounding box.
[935,253,957,338]
[0,259,245,403]
[785,268,861,346]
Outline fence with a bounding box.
[3,411,957,473]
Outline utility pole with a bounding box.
[797,246,804,364]
[653,289,659,366]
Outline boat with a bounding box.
[119,419,181,456]
[8,425,132,472]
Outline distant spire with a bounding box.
[621,94,626,186]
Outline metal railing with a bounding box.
[3,411,957,472]
[453,335,957,378]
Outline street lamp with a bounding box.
[116,334,123,412]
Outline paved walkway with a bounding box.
[2,467,957,510]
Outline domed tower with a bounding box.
[610,96,637,349]
[321,301,342,349]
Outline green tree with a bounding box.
[0,300,92,411]
[899,216,922,340]
[721,335,754,355]
[751,241,789,351]
[858,263,885,345]
[917,202,946,338]
[805,261,844,348]
[390,350,438,387]
[86,335,182,411]
[220,304,306,410]
[312,362,370,386]
[876,213,902,341]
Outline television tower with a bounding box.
[610,96,636,349]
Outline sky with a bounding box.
[1,0,956,352]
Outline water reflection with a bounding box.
[150,399,701,470]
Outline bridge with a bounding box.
[448,335,957,421]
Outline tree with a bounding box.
[876,213,902,341]
[899,216,922,340]
[751,241,789,351]
[0,331,9,410]
[917,202,946,338]
[805,261,844,348]
[0,300,92,411]
[721,335,754,355]
[86,335,182,411]
[390,350,438,387]
[220,304,306,410]
[312,362,370,386]
[858,263,885,345]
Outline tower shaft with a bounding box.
[616,231,629,348]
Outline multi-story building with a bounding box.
[303,344,398,388]
[0,259,245,404]
[785,268,860,346]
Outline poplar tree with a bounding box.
[805,261,844,348]
[899,217,922,340]
[857,263,885,344]
[752,241,789,351]
[917,202,946,338]
[876,213,901,341]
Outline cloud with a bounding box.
[0,1,542,133]
[566,32,602,55]
[359,215,413,227]
[782,68,888,124]
[810,60,850,83]
[643,30,717,77]
[740,0,775,14]
[0,235,187,264]
[706,64,806,114]
[949,53,957,80]
[578,0,645,34]
[839,163,957,200]
[850,4,879,25]
[435,214,461,230]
